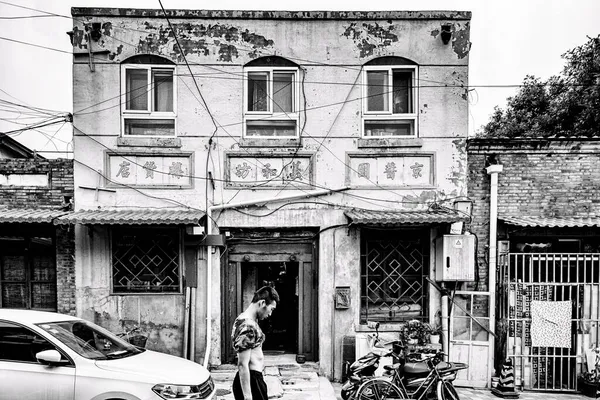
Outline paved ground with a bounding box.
[212,354,590,400]
[212,355,338,400]
[456,387,589,400]
[331,382,591,400]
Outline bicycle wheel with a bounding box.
[437,381,460,400]
[356,378,406,400]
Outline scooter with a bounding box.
[340,322,403,400]
[376,349,468,399]
[345,322,468,400]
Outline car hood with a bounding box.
[94,349,211,384]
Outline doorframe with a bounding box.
[222,239,318,363]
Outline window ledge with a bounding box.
[239,138,302,148]
[356,322,408,332]
[358,138,423,148]
[117,137,182,148]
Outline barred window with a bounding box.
[112,227,181,294]
[360,230,428,323]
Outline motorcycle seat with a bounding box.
[402,360,451,374]
[402,361,429,375]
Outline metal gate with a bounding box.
[499,253,600,392]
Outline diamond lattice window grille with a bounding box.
[112,227,180,293]
[361,235,428,323]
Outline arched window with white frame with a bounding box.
[120,54,176,137]
[362,56,418,138]
[243,56,300,138]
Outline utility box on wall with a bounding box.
[435,235,475,281]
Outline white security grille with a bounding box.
[361,238,427,322]
[112,228,180,293]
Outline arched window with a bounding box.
[243,56,300,138]
[120,55,176,137]
[362,56,418,138]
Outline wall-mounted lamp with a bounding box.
[441,24,452,45]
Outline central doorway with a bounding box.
[241,261,298,352]
[222,230,318,364]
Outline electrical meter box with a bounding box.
[435,235,475,281]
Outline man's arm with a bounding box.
[237,348,253,400]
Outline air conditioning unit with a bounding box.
[435,234,475,281]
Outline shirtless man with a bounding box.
[231,286,280,400]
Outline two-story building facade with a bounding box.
[67,7,478,382]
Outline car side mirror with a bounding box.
[36,349,70,366]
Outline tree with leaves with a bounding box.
[479,35,600,138]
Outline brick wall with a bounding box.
[56,226,76,315]
[467,138,600,289]
[0,158,73,208]
[0,158,75,314]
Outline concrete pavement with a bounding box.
[330,381,591,400]
[211,355,338,400]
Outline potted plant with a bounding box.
[579,370,600,398]
[580,348,600,398]
[426,323,442,344]
[402,320,429,346]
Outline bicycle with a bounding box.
[355,349,466,400]
[117,326,148,348]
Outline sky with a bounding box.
[0,0,598,158]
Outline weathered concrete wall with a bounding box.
[71,8,470,376]
[74,225,185,354]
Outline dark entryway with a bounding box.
[222,229,318,363]
[0,226,56,310]
[242,261,298,352]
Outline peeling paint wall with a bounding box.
[71,8,471,377]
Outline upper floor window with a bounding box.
[362,57,418,138]
[121,55,176,137]
[243,57,300,138]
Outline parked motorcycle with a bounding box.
[340,322,403,400]
[356,349,468,400]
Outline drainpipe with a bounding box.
[486,164,503,386]
[200,186,350,368]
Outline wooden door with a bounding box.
[449,291,491,388]
[222,241,317,363]
[298,259,317,360]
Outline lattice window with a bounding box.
[360,231,428,323]
[112,227,181,294]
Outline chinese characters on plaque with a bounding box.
[227,156,312,187]
[349,155,432,187]
[108,155,192,187]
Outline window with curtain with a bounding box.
[363,66,417,137]
[244,66,299,138]
[122,65,176,136]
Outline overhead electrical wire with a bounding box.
[0,1,477,208]
[1,1,597,90]
[71,122,454,208]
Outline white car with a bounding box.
[0,309,215,400]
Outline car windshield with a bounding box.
[36,320,144,360]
